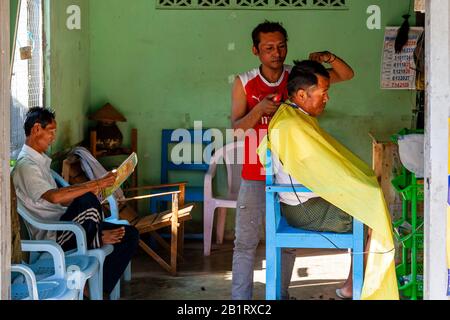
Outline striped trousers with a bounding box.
[57,192,139,294]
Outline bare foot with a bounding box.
[102,227,125,245]
[84,284,90,300]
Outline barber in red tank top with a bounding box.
[238,65,291,181]
[230,20,355,300]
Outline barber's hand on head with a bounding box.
[257,94,282,116]
[97,171,117,189]
[309,51,335,64]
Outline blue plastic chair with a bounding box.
[11,240,79,300]
[149,129,213,217]
[26,246,99,300]
[11,166,98,299]
[17,203,106,300]
[50,170,132,299]
[265,148,364,300]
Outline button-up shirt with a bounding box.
[12,144,67,241]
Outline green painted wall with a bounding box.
[88,0,414,174]
[10,0,19,56]
[45,0,90,154]
[86,0,415,233]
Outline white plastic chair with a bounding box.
[203,141,244,256]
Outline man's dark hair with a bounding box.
[24,107,56,136]
[287,60,330,97]
[252,20,288,48]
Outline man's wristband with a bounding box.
[326,53,337,64]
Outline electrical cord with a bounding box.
[287,174,340,250]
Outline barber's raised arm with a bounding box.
[231,77,279,137]
[41,171,116,206]
[309,51,354,84]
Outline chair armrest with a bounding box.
[104,217,130,226]
[124,182,187,192]
[118,190,181,203]
[17,204,88,256]
[204,169,215,200]
[21,240,66,279]
[87,245,114,265]
[106,195,120,220]
[11,265,39,300]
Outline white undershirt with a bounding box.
[272,152,319,206]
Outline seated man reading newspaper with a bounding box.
[11,107,139,297]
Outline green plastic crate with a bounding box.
[398,273,423,299]
[391,174,424,201]
[400,231,423,250]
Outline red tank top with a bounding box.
[238,65,292,181]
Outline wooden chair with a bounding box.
[62,155,194,276]
[149,129,213,217]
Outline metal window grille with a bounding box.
[10,0,44,159]
[156,0,346,9]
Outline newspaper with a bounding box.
[100,152,138,203]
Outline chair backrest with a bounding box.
[211,141,244,198]
[51,169,70,187]
[161,129,213,184]
[10,166,43,258]
[265,148,313,229]
[10,177,26,264]
[11,167,73,261]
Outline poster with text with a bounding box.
[381,27,424,90]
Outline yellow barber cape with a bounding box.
[258,103,399,300]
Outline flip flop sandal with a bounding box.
[335,288,352,300]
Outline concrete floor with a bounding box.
[120,240,351,300]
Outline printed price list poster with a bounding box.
[381,27,424,90]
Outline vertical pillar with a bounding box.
[424,0,450,300]
[0,0,12,300]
